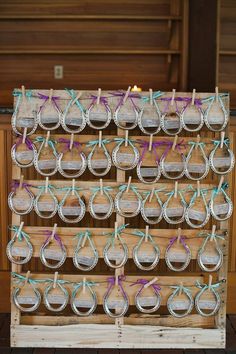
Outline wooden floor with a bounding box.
[1,314,236,353]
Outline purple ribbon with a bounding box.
[166,236,189,253]
[130,279,161,296]
[161,139,186,158]
[110,91,140,111]
[105,275,127,300]
[43,230,64,250]
[58,138,81,152]
[11,180,32,194]
[137,140,167,163]
[160,96,203,114]
[38,93,61,112]
[13,136,34,150]
[88,95,110,111]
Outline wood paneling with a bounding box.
[187,0,217,91]
[0,0,181,18]
[0,54,180,106]
[217,0,236,108]
[0,20,178,52]
[0,0,188,106]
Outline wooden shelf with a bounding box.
[219,51,236,56]
[0,49,181,55]
[0,15,183,21]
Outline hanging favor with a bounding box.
[185,182,210,228]
[87,131,112,176]
[184,136,209,180]
[34,178,58,219]
[11,86,38,136]
[115,177,142,218]
[58,180,86,223]
[112,130,139,170]
[60,89,86,133]
[86,88,112,129]
[180,89,204,132]
[209,133,235,175]
[43,272,69,312]
[159,89,183,135]
[113,86,140,129]
[8,177,34,215]
[197,226,224,272]
[34,131,58,176]
[195,276,222,317]
[103,275,129,318]
[160,135,186,180]
[132,227,160,271]
[167,284,194,318]
[136,136,162,183]
[209,178,233,221]
[37,89,61,130]
[141,188,164,224]
[88,179,113,220]
[7,223,33,265]
[40,224,67,269]
[165,229,191,272]
[138,89,163,135]
[103,223,128,269]
[73,231,98,271]
[163,182,186,224]
[204,88,229,131]
[57,134,87,178]
[131,277,161,314]
[11,129,36,168]
[12,272,42,313]
[71,279,97,316]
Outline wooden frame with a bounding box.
[10,90,230,348]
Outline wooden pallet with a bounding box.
[10,90,230,348]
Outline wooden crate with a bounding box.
[10,90,230,348]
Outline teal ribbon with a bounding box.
[34,136,58,156]
[59,187,82,208]
[90,186,113,194]
[113,137,137,150]
[65,88,85,113]
[132,229,156,248]
[12,89,32,98]
[201,93,229,103]
[188,188,208,208]
[198,231,225,251]
[12,89,33,114]
[12,272,47,285]
[9,226,30,242]
[170,285,192,297]
[195,280,223,292]
[119,184,142,199]
[103,223,129,247]
[212,138,230,148]
[141,91,165,102]
[86,139,110,148]
[166,189,187,206]
[37,184,56,191]
[72,280,96,298]
[188,141,205,149]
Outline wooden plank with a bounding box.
[21,314,215,329]
[11,324,225,348]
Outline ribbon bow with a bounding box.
[130,278,161,296]
[9,226,30,242]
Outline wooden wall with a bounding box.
[217,0,236,108]
[0,0,188,106]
